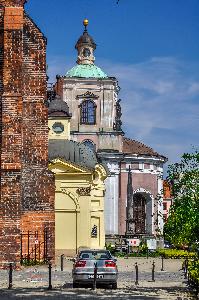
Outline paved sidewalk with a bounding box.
[0,258,195,299]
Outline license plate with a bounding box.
[88,274,104,279]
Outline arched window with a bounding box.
[80,100,96,125]
[83,139,96,152]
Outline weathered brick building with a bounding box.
[0,0,55,266]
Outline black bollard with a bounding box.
[161,255,164,271]
[48,262,52,290]
[8,263,13,289]
[147,249,149,259]
[184,258,188,279]
[93,262,97,290]
[152,261,155,282]
[61,254,64,272]
[135,262,139,285]
[182,260,185,272]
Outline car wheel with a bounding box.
[73,281,79,288]
[112,282,117,289]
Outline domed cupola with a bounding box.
[75,19,96,65]
[75,19,96,51]
[48,95,71,118]
[66,19,108,79]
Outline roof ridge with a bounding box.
[123,137,167,160]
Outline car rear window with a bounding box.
[79,251,111,260]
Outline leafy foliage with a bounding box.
[188,259,199,285]
[164,151,199,247]
[157,249,196,259]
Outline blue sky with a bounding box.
[26,0,199,174]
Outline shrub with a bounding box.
[114,252,125,258]
[105,243,116,254]
[188,259,199,285]
[157,249,196,259]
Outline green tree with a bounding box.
[164,150,199,247]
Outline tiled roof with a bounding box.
[48,95,71,117]
[123,137,166,159]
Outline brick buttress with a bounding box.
[0,0,55,267]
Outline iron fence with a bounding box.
[20,229,50,266]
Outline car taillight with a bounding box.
[105,260,116,268]
[75,260,86,268]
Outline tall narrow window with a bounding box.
[80,100,96,125]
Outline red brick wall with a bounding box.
[0,3,23,265]
[55,77,64,98]
[0,1,55,266]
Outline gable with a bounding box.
[48,158,91,174]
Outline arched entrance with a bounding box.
[133,193,146,234]
[55,189,80,255]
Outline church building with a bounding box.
[55,20,167,241]
[0,0,168,266]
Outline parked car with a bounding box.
[164,240,173,249]
[72,249,118,289]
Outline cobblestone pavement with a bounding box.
[0,258,196,299]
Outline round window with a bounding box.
[52,122,64,134]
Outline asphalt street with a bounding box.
[0,258,195,299]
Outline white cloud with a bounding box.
[47,55,199,174]
[101,57,199,155]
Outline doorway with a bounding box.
[133,193,146,234]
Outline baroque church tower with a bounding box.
[56,20,167,241]
[56,20,123,153]
[56,20,124,235]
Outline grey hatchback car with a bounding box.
[72,250,118,288]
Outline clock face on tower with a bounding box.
[83,48,91,57]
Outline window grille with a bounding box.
[80,100,96,125]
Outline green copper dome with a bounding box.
[66,64,108,79]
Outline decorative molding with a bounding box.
[113,99,123,132]
[76,187,91,196]
[76,91,99,99]
[133,188,153,197]
[60,188,80,210]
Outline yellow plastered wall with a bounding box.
[55,192,77,251]
[49,160,107,256]
[48,117,70,140]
